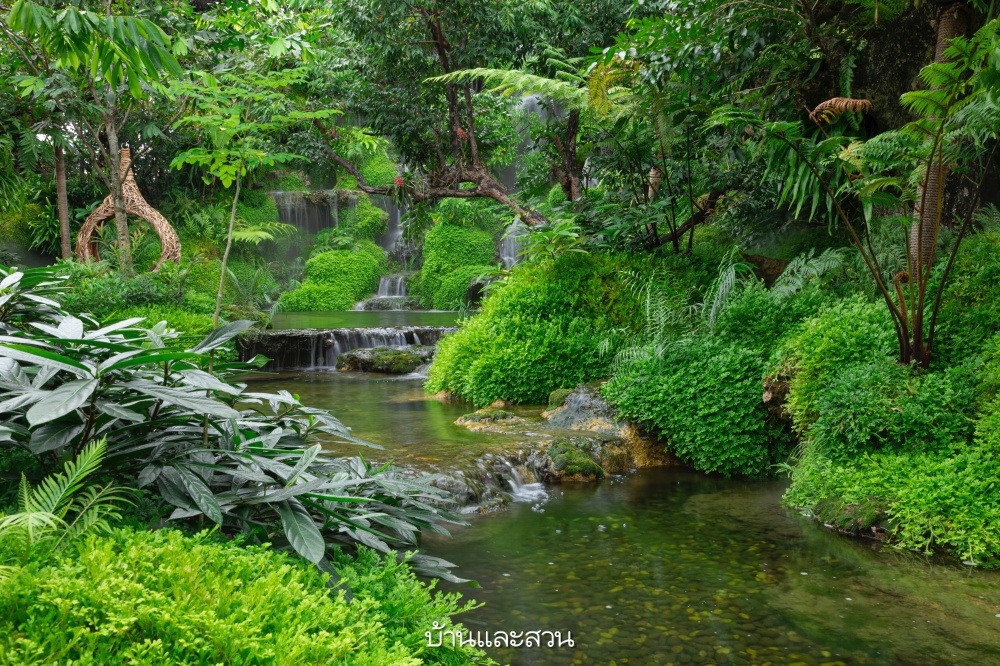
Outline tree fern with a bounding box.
[428,68,590,109]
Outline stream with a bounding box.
[245,361,1000,665]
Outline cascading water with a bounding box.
[269,191,336,235]
[377,275,407,297]
[499,220,527,269]
[371,194,405,255]
[239,326,456,371]
[354,274,415,311]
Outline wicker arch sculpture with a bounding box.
[74,148,181,270]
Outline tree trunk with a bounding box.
[54,145,71,260]
[104,117,132,274]
[215,174,241,327]
[908,2,969,268]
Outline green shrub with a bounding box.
[357,239,389,272]
[604,336,789,478]
[359,152,398,188]
[62,271,179,319]
[0,528,488,665]
[341,195,388,241]
[934,227,1000,365]
[107,305,216,345]
[417,223,496,308]
[182,289,217,314]
[785,443,1000,566]
[715,281,826,355]
[304,248,383,301]
[434,265,491,310]
[424,223,496,268]
[808,361,976,460]
[277,281,355,311]
[426,253,648,406]
[434,199,512,239]
[771,296,896,430]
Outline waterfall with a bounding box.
[370,194,405,254]
[353,274,414,311]
[377,274,407,297]
[269,191,335,235]
[239,326,456,371]
[499,220,527,269]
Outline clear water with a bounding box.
[269,310,460,330]
[243,372,542,471]
[245,371,1000,665]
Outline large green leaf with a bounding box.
[189,320,255,354]
[0,344,91,377]
[174,464,223,524]
[129,383,239,419]
[26,379,98,426]
[276,499,325,563]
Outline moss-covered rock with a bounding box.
[547,388,574,410]
[455,408,516,425]
[336,345,434,374]
[548,439,605,481]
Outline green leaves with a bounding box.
[276,500,325,563]
[26,379,97,426]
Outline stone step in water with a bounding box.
[238,326,456,371]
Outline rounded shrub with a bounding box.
[425,253,649,405]
[417,223,498,308]
[603,336,789,478]
[107,305,216,340]
[349,195,388,241]
[433,265,492,310]
[809,360,977,460]
[305,248,383,301]
[277,282,354,311]
[771,296,897,430]
[359,152,398,188]
[424,222,495,268]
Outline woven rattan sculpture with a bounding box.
[74,148,181,270]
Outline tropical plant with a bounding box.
[519,219,588,263]
[708,18,1000,366]
[0,272,466,579]
[0,438,129,575]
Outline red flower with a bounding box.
[394,176,405,188]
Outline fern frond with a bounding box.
[427,68,589,109]
[809,97,873,125]
[27,438,106,517]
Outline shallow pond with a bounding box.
[246,370,1000,665]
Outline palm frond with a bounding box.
[26,438,106,517]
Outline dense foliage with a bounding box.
[0,529,489,665]
[426,252,646,405]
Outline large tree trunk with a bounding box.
[54,145,71,260]
[104,116,132,274]
[909,2,969,268]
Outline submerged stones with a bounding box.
[336,344,435,374]
[456,408,518,427]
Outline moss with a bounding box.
[547,388,574,410]
[457,408,515,424]
[549,440,604,479]
[336,347,427,374]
